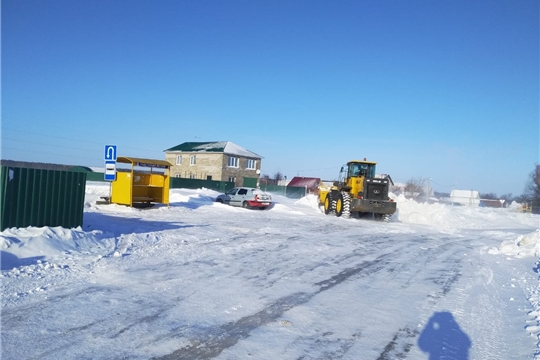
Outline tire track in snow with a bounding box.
[292,331,363,360]
[153,253,393,360]
[153,233,460,360]
[374,237,469,360]
[375,327,419,360]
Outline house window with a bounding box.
[175,173,181,178]
[227,156,239,168]
[228,176,236,183]
[189,173,196,179]
[246,159,256,170]
[190,155,196,165]
[176,155,182,165]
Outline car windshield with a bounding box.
[226,188,238,195]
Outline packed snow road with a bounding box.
[1,185,539,359]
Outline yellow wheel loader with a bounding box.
[319,159,396,220]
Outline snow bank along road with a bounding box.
[1,186,539,359]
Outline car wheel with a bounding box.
[242,201,251,209]
[216,198,223,203]
[259,207,267,210]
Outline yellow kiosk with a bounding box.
[111,156,172,207]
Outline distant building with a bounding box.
[480,199,507,208]
[450,190,480,207]
[287,176,321,195]
[164,141,262,187]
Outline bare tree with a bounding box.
[259,172,284,186]
[523,164,540,213]
[273,171,284,182]
[404,177,424,199]
[480,192,498,200]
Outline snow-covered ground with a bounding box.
[1,182,539,360]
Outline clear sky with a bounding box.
[2,0,538,196]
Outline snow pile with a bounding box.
[393,194,453,227]
[0,226,113,270]
[294,194,321,210]
[509,201,523,210]
[489,229,540,258]
[169,187,218,207]
[396,195,495,232]
[394,194,539,232]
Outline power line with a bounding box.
[2,137,98,152]
[286,166,337,173]
[3,126,102,145]
[430,179,456,188]
[1,146,100,162]
[2,126,162,153]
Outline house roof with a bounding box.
[287,176,321,189]
[164,141,262,159]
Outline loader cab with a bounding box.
[348,161,376,179]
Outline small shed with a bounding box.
[111,157,172,207]
[450,190,480,207]
[286,177,321,198]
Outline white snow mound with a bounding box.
[489,229,540,258]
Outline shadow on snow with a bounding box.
[418,311,471,360]
[0,251,46,270]
[83,212,209,237]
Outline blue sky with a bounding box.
[2,0,538,196]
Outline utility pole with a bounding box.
[425,178,431,203]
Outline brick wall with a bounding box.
[165,152,260,186]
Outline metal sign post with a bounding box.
[104,145,117,203]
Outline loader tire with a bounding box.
[335,192,343,217]
[340,192,351,219]
[331,199,337,214]
[324,193,335,215]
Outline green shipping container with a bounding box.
[0,166,87,231]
